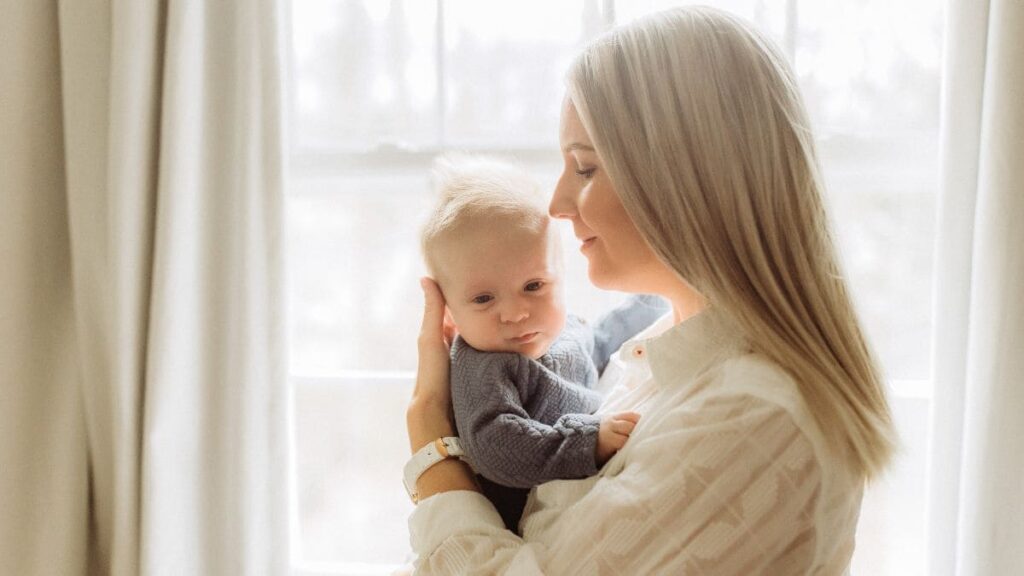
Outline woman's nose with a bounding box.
[549,171,577,220]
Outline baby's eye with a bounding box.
[524,281,544,292]
[472,294,493,305]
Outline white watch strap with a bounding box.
[403,437,465,503]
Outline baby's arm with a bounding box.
[468,409,601,488]
[469,406,641,485]
[452,351,608,489]
[590,294,671,374]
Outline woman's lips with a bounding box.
[511,332,539,344]
[580,236,597,251]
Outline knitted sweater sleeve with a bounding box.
[451,345,603,489]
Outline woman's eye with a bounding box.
[575,167,596,179]
[472,295,493,305]
[525,281,544,292]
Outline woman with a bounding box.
[406,6,896,574]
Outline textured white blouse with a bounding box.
[408,309,864,575]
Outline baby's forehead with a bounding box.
[435,221,562,286]
[460,215,544,240]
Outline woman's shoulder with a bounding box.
[709,351,865,561]
[697,351,845,478]
[715,352,805,413]
[658,350,825,457]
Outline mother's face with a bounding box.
[549,98,667,293]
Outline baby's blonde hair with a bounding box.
[421,155,551,281]
[568,7,896,479]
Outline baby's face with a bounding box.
[439,223,566,360]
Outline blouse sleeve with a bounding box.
[408,393,823,575]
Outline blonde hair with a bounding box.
[567,7,895,478]
[421,154,552,280]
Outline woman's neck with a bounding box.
[662,278,708,324]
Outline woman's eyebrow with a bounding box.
[563,142,595,153]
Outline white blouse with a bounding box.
[407,310,864,575]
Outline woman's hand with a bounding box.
[411,277,458,411]
[408,277,461,455]
[405,278,479,500]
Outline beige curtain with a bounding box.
[926,0,1024,574]
[0,1,291,574]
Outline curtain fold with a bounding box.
[1,5,89,573]
[926,0,1024,574]
[1,0,290,574]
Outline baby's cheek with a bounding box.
[456,324,486,349]
[457,316,506,353]
[548,302,568,334]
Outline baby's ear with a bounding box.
[442,307,459,344]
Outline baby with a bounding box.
[419,155,668,534]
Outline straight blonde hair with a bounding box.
[568,7,896,478]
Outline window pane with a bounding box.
[294,376,414,566]
[794,0,943,380]
[442,0,597,148]
[797,0,943,134]
[286,167,433,374]
[821,136,938,382]
[288,1,943,570]
[616,0,771,29]
[292,0,439,151]
[286,159,627,375]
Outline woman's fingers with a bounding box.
[413,277,454,407]
[419,277,447,343]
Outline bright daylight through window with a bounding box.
[286,1,943,574]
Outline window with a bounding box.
[286,1,943,574]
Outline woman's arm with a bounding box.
[410,393,825,575]
[406,401,479,500]
[407,278,481,500]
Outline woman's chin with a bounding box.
[587,263,654,294]
[586,265,620,291]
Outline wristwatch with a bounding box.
[403,437,466,503]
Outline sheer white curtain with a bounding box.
[0,1,290,574]
[926,0,1024,574]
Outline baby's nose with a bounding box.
[500,307,529,324]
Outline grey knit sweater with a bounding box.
[449,294,669,533]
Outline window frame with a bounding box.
[285,0,937,572]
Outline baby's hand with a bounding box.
[595,411,641,467]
